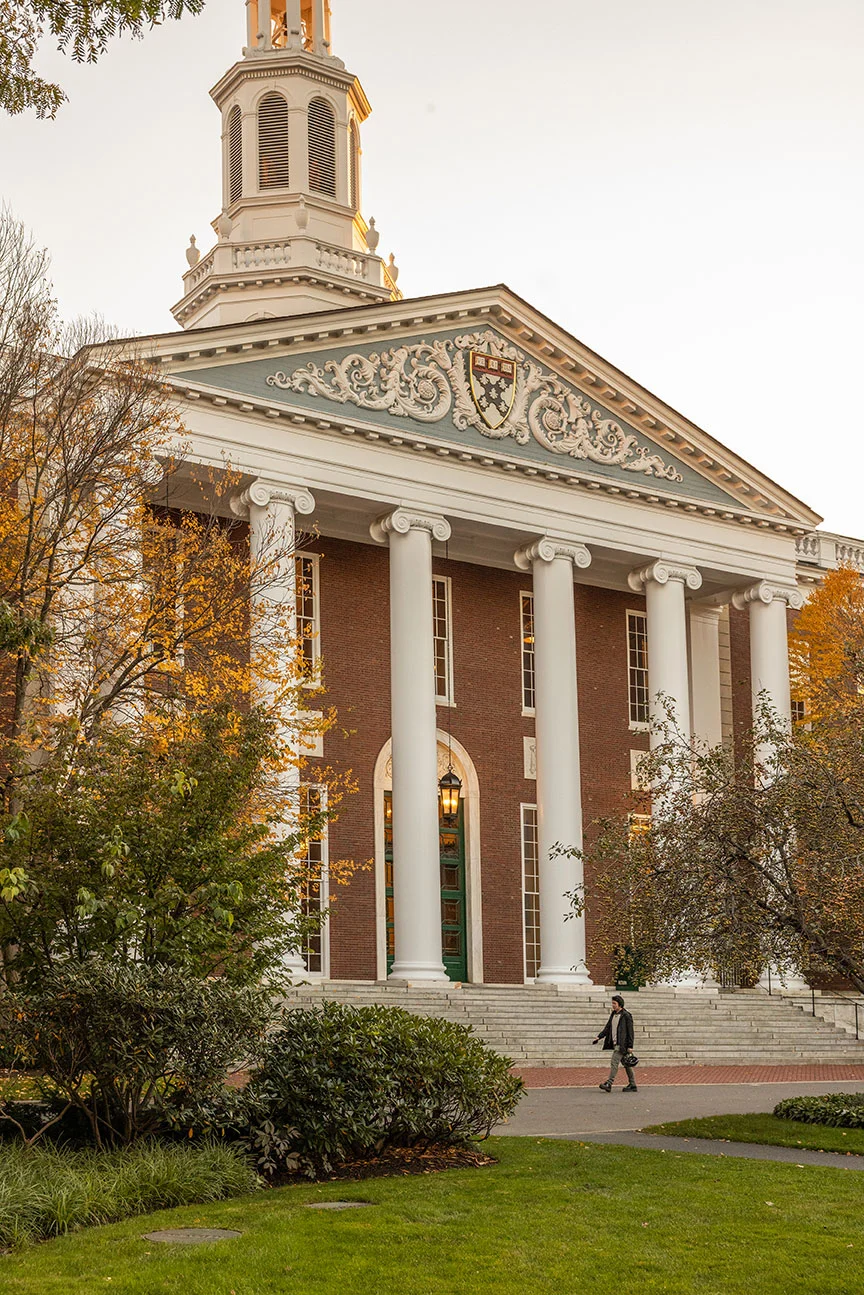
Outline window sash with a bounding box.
[521,804,540,981]
[627,609,649,728]
[432,575,454,703]
[299,785,328,975]
[296,553,320,678]
[520,591,535,712]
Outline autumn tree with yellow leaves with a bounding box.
[0,211,349,989]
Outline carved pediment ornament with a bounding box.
[266,330,684,482]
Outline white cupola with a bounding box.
[171,0,400,329]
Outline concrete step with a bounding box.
[281,981,864,1067]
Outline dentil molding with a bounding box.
[628,560,703,593]
[514,537,592,572]
[230,480,316,519]
[731,580,804,611]
[369,508,452,545]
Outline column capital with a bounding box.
[731,580,804,611]
[230,479,315,519]
[514,537,592,573]
[369,507,451,545]
[628,559,702,594]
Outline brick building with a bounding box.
[130,0,861,988]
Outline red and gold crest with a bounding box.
[468,352,517,430]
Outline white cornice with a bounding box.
[99,284,822,530]
[210,52,370,118]
[162,373,809,538]
[171,265,390,325]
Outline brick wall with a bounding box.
[729,603,753,763]
[576,586,649,986]
[311,537,652,986]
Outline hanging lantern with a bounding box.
[438,767,462,824]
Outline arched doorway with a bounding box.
[373,734,483,983]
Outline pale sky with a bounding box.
[2,0,862,534]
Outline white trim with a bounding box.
[296,551,321,684]
[629,749,649,792]
[432,574,455,705]
[626,607,649,729]
[373,732,482,983]
[520,802,540,983]
[299,782,330,979]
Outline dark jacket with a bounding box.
[597,1008,634,1053]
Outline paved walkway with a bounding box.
[566,1131,864,1171]
[498,1079,864,1137]
[517,1063,864,1087]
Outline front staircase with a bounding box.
[281,981,864,1067]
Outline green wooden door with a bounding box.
[385,792,468,982]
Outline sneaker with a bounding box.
[622,1084,638,1092]
[599,1082,612,1092]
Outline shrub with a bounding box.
[4,960,271,1146]
[0,1140,259,1250]
[774,1093,864,1128]
[238,1002,523,1177]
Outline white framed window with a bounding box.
[628,812,652,838]
[521,804,540,981]
[144,518,185,674]
[432,574,454,704]
[299,785,329,976]
[296,553,320,679]
[627,609,649,730]
[520,591,535,713]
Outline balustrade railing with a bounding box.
[795,532,864,573]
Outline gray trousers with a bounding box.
[606,1047,636,1086]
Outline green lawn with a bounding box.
[3,1137,864,1294]
[645,1112,864,1156]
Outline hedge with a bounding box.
[773,1093,864,1128]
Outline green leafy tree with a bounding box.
[1,1,206,117]
[0,703,335,988]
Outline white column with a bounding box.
[312,0,326,51]
[731,580,803,732]
[371,508,451,982]
[732,579,806,993]
[286,0,303,47]
[259,0,272,46]
[515,537,592,985]
[689,604,723,750]
[245,0,258,49]
[232,479,316,974]
[628,561,706,990]
[628,560,703,747]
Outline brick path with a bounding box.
[517,1064,864,1087]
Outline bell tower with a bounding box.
[172,0,400,329]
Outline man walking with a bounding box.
[593,994,638,1092]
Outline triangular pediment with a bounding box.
[136,285,821,529]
